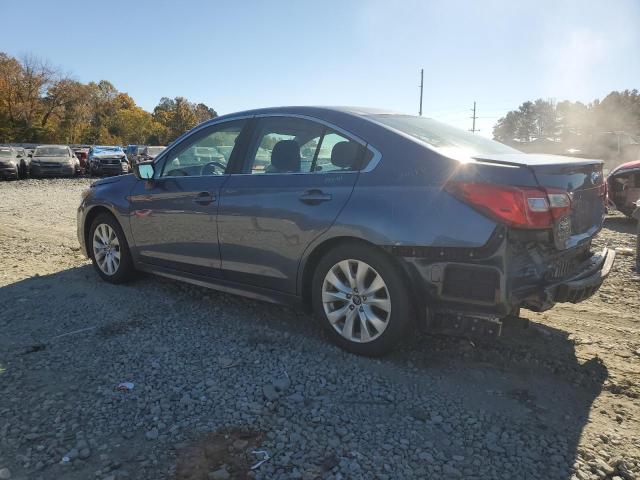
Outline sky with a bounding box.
[1,0,639,137]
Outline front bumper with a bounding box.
[0,165,18,178]
[93,165,127,176]
[31,164,75,176]
[77,204,88,257]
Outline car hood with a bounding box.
[91,173,136,187]
[92,152,126,158]
[32,156,71,163]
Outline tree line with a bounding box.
[0,52,217,145]
[492,90,640,147]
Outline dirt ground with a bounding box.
[0,178,639,480]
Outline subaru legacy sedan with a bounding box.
[77,107,614,356]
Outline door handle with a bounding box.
[193,191,216,205]
[299,189,332,205]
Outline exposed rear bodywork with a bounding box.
[397,153,611,322]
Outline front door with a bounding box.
[129,119,249,277]
[217,116,366,293]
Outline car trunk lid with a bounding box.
[471,153,605,249]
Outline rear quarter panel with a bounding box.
[319,136,499,248]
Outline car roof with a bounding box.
[211,105,399,121]
[35,144,69,148]
[611,159,640,174]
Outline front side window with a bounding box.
[245,117,364,174]
[161,121,245,177]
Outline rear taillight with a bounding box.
[445,181,571,229]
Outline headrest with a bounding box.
[271,140,300,172]
[331,141,360,169]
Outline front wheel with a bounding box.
[89,213,136,283]
[312,244,413,356]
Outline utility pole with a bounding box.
[419,69,424,116]
[469,101,478,133]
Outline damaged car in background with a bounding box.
[607,159,640,218]
[77,107,615,356]
[88,146,129,176]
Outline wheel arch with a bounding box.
[83,205,120,257]
[298,235,421,314]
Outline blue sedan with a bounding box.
[77,107,614,355]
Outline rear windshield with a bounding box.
[368,114,519,157]
[34,147,68,156]
[0,149,12,157]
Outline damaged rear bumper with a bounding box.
[523,247,615,310]
[397,233,616,326]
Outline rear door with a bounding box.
[217,115,366,293]
[128,119,249,277]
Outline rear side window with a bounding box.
[245,117,365,174]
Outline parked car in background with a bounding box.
[139,146,166,163]
[30,145,80,177]
[78,106,615,356]
[607,159,640,217]
[125,145,145,164]
[71,145,91,173]
[13,147,31,178]
[88,146,129,176]
[0,146,22,179]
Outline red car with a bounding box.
[607,159,640,217]
[72,147,90,173]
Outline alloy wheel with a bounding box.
[322,259,391,343]
[92,223,121,275]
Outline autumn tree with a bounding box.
[0,51,218,146]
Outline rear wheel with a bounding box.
[312,244,413,356]
[89,213,135,283]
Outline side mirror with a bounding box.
[135,161,155,180]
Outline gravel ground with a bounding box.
[0,178,639,480]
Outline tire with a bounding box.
[89,213,136,283]
[312,243,413,356]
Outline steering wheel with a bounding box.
[202,161,226,176]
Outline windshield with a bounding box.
[34,147,68,156]
[147,147,165,156]
[0,149,12,157]
[94,147,123,155]
[368,114,520,157]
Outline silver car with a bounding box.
[30,145,80,177]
